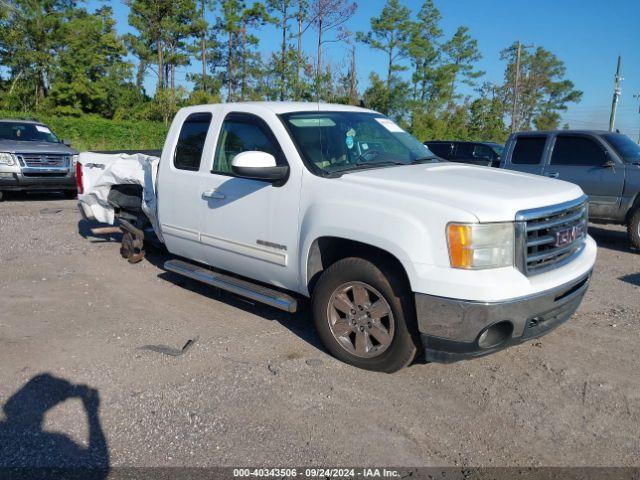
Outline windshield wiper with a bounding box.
[410,156,439,164]
[326,161,406,176]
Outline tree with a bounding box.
[126,0,199,93]
[0,0,77,109]
[357,0,411,88]
[48,6,132,117]
[500,43,582,131]
[441,26,483,103]
[267,0,296,100]
[407,0,442,104]
[467,83,507,142]
[309,0,356,85]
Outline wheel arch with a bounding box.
[303,236,413,297]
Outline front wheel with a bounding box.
[628,207,640,250]
[63,189,77,199]
[312,257,420,372]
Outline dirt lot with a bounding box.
[0,194,639,469]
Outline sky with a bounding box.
[89,0,640,137]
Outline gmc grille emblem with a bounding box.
[554,224,584,248]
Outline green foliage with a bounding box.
[357,0,412,85]
[0,110,167,151]
[0,0,582,146]
[500,43,582,131]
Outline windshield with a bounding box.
[0,122,61,143]
[281,111,437,175]
[603,133,640,163]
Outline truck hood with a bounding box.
[0,140,77,155]
[339,163,585,222]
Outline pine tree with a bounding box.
[357,0,411,88]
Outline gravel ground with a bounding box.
[0,193,639,470]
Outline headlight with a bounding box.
[447,222,514,269]
[0,153,16,166]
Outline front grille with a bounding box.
[17,153,69,168]
[517,197,588,275]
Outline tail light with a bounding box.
[76,160,83,194]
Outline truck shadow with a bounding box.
[588,225,636,254]
[77,219,122,244]
[144,249,324,352]
[0,373,109,479]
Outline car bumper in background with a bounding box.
[0,169,76,191]
[416,271,592,363]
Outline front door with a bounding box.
[198,112,300,289]
[544,134,625,219]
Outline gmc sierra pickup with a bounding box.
[78,102,597,372]
[0,119,78,200]
[501,130,640,249]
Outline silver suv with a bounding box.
[0,119,78,201]
[501,130,640,249]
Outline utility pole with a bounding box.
[510,41,533,133]
[609,56,623,132]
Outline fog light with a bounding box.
[477,321,513,349]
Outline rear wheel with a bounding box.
[627,207,640,250]
[312,257,419,372]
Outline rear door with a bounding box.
[158,110,215,264]
[451,142,478,165]
[544,134,625,219]
[504,135,548,175]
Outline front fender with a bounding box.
[297,199,474,295]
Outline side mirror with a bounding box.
[231,151,289,182]
[63,139,72,147]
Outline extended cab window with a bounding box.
[213,115,282,174]
[511,137,546,165]
[551,136,607,166]
[174,112,212,171]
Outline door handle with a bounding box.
[202,189,225,200]
[545,172,560,179]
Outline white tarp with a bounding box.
[77,152,163,242]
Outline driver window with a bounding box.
[213,118,280,174]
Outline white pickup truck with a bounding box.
[78,102,597,372]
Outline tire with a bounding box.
[312,257,420,373]
[63,189,77,199]
[0,191,4,202]
[108,185,143,211]
[628,207,640,250]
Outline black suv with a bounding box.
[424,141,504,167]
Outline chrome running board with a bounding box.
[164,259,297,313]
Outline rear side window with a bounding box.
[551,136,607,166]
[174,112,212,171]
[427,143,453,158]
[511,137,546,165]
[454,143,474,158]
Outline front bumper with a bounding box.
[416,271,592,363]
[0,169,76,191]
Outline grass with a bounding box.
[0,110,168,152]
